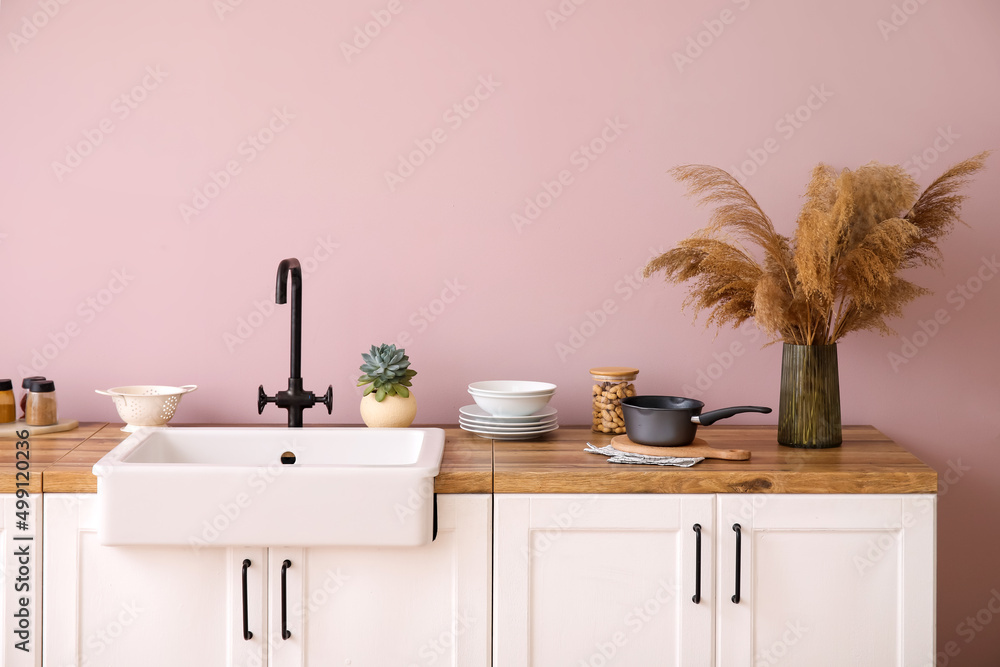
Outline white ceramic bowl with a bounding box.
[467,381,556,417]
[467,380,557,396]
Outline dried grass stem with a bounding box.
[646,153,989,344]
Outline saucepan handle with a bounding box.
[693,406,771,426]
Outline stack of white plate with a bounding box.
[459,405,559,440]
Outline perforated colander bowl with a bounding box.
[95,385,197,432]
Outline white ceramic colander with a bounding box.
[95,385,198,432]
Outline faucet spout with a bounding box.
[258,257,333,427]
[275,258,302,380]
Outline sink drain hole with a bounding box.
[280,451,296,465]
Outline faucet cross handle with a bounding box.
[319,386,333,414]
[258,385,275,415]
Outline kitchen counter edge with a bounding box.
[2,423,937,495]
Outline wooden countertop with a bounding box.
[494,425,937,494]
[2,424,936,495]
[0,422,107,493]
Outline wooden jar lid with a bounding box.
[589,367,639,380]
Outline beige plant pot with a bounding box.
[359,391,417,428]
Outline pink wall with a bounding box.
[2,0,999,661]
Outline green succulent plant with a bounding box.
[357,343,417,402]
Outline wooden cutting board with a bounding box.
[0,419,80,437]
[610,435,750,461]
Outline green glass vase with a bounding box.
[777,343,842,448]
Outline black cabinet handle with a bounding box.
[692,523,702,604]
[281,559,292,640]
[731,524,742,604]
[241,559,253,640]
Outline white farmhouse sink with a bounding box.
[93,427,445,547]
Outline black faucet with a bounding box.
[258,258,333,427]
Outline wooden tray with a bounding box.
[610,435,750,461]
[0,419,80,437]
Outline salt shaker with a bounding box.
[20,376,45,419]
[25,379,57,426]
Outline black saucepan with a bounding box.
[620,396,772,446]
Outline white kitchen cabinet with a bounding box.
[494,493,935,667]
[494,494,715,666]
[2,493,41,667]
[43,493,491,667]
[716,494,935,667]
[43,493,267,667]
[269,494,492,666]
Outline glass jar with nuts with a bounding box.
[589,367,638,434]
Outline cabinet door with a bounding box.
[268,494,491,667]
[2,493,41,667]
[42,494,267,667]
[494,494,714,667]
[717,494,935,666]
